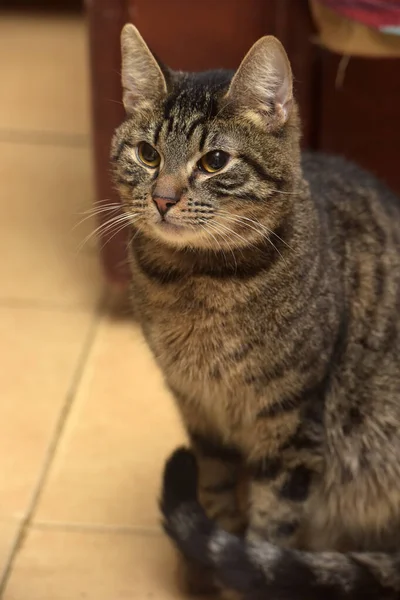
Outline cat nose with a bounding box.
[152,175,182,217]
[153,196,179,217]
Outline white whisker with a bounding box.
[202,220,234,270]
[98,218,136,251]
[219,210,295,253]
[217,212,290,268]
[205,220,249,272]
[77,213,135,252]
[213,219,260,252]
[77,203,121,217]
[72,205,122,231]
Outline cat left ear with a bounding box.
[120,24,167,114]
[226,36,293,129]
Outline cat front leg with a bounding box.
[174,431,246,596]
[245,408,323,549]
[190,432,247,534]
[247,457,316,548]
[170,387,246,533]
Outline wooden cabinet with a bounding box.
[87,0,400,285]
[319,53,400,192]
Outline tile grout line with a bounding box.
[0,128,90,148]
[32,521,163,538]
[0,298,103,313]
[0,295,106,597]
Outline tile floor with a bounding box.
[0,11,185,599]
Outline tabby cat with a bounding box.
[112,24,400,599]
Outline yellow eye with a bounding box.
[198,150,230,173]
[137,142,161,168]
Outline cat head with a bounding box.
[111,24,301,250]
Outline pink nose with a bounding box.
[153,196,179,217]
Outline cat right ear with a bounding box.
[226,36,293,130]
[120,24,167,114]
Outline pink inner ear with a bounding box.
[226,38,293,128]
[123,90,138,113]
[269,47,292,109]
[279,97,293,122]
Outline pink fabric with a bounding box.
[318,0,400,29]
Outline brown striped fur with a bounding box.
[112,24,400,599]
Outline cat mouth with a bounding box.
[151,217,203,244]
[155,219,190,236]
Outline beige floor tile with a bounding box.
[3,527,182,600]
[35,317,185,530]
[0,520,21,582]
[0,13,90,136]
[0,306,96,520]
[0,141,103,307]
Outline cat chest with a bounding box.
[147,314,240,385]
[144,315,255,433]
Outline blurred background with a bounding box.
[0,0,398,598]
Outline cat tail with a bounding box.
[160,447,400,600]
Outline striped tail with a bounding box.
[160,447,400,600]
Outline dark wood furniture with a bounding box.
[87,0,400,287]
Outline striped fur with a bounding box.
[112,25,400,599]
[161,448,400,599]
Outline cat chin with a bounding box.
[146,221,256,252]
[148,221,207,248]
